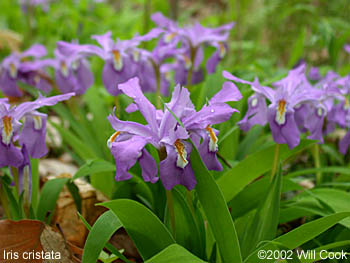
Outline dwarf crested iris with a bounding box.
[86,29,162,95]
[0,44,50,97]
[0,93,74,168]
[107,77,241,190]
[224,64,325,149]
[151,12,234,85]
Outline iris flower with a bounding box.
[0,44,48,97]
[87,29,162,95]
[224,64,323,149]
[151,12,234,84]
[0,93,74,168]
[44,41,95,95]
[107,77,241,190]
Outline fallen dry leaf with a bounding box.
[0,220,75,263]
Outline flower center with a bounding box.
[132,50,140,62]
[33,115,42,130]
[219,42,226,58]
[112,50,123,71]
[344,98,350,110]
[164,32,177,43]
[205,126,218,152]
[251,97,258,107]
[183,55,192,70]
[34,74,41,84]
[174,139,188,169]
[71,60,80,71]
[317,107,324,117]
[9,63,17,78]
[275,99,287,125]
[107,131,121,148]
[2,116,13,145]
[60,61,69,77]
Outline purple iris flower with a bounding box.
[107,76,240,190]
[345,44,350,54]
[224,64,323,149]
[151,12,234,83]
[0,44,47,97]
[308,67,322,81]
[47,41,95,95]
[87,29,162,95]
[0,93,74,168]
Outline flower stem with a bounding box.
[10,166,20,195]
[166,189,176,239]
[270,144,281,182]
[0,182,11,219]
[186,46,196,91]
[312,144,322,185]
[152,61,162,109]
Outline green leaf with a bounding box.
[144,244,208,263]
[100,199,175,260]
[288,27,307,68]
[82,210,126,263]
[244,212,350,263]
[0,178,22,220]
[66,181,82,213]
[218,140,314,203]
[241,167,282,257]
[51,121,97,161]
[190,143,242,263]
[164,189,205,259]
[30,158,39,210]
[37,178,69,223]
[300,240,350,263]
[73,159,116,180]
[285,166,350,179]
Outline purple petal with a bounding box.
[0,139,23,168]
[110,136,148,181]
[238,94,268,131]
[210,81,242,104]
[138,149,159,183]
[198,136,222,171]
[75,60,94,95]
[206,51,220,74]
[118,77,158,133]
[159,144,196,190]
[92,31,114,52]
[0,71,22,97]
[19,113,48,158]
[183,103,236,130]
[102,59,136,96]
[268,108,300,149]
[13,93,74,120]
[339,130,350,155]
[21,44,47,58]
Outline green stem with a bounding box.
[142,0,151,49]
[157,147,176,238]
[166,190,176,238]
[270,144,281,182]
[312,144,322,185]
[10,166,20,195]
[0,182,11,219]
[151,60,162,109]
[186,46,197,91]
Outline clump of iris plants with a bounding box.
[106,77,241,190]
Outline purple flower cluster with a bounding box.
[0,93,74,168]
[106,77,241,190]
[0,44,53,97]
[225,63,350,153]
[0,13,233,98]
